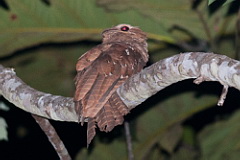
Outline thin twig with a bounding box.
[124,121,134,160]
[217,85,229,106]
[32,114,72,160]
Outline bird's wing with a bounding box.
[74,43,146,119]
[74,44,111,101]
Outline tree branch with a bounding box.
[124,121,134,160]
[0,65,78,122]
[117,52,240,109]
[32,114,72,160]
[1,52,240,122]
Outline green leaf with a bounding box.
[199,109,240,160]
[133,90,217,159]
[159,124,183,153]
[223,0,236,6]
[208,0,236,6]
[0,117,8,141]
[170,147,199,160]
[75,137,128,160]
[0,0,237,58]
[0,0,175,57]
[0,102,10,111]
[208,0,217,5]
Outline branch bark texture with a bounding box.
[32,115,71,160]
[0,65,78,121]
[117,52,240,108]
[1,52,240,122]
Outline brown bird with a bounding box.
[74,24,149,147]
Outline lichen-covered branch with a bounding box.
[0,65,78,122]
[117,52,240,109]
[32,115,71,160]
[1,52,240,122]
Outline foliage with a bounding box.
[0,117,8,141]
[208,0,237,6]
[0,0,239,159]
[199,109,240,160]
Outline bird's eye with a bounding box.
[120,26,129,31]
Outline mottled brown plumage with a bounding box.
[74,24,148,146]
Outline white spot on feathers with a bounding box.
[125,49,130,55]
[120,75,129,78]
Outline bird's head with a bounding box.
[101,24,147,44]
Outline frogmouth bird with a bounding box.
[74,24,149,147]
